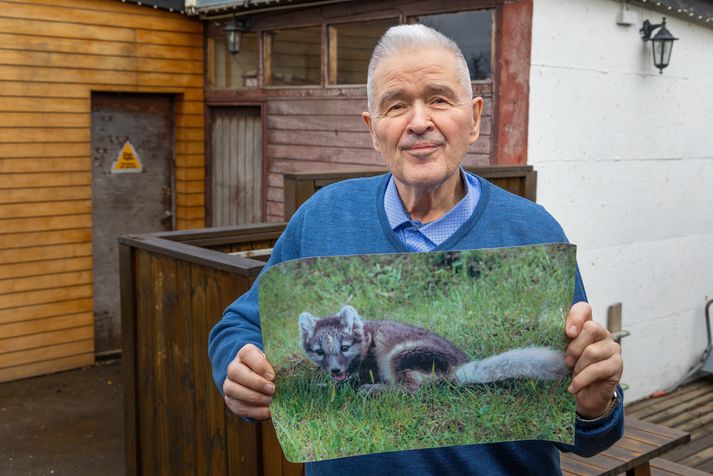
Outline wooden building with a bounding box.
[1,0,535,382]
[0,0,205,381]
[195,0,533,224]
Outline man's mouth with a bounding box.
[401,143,444,156]
[332,372,348,383]
[403,142,442,151]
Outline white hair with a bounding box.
[366,24,473,112]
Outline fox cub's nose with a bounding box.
[330,368,342,375]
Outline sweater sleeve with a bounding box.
[559,385,625,456]
[568,250,625,456]
[207,207,305,395]
[555,220,624,455]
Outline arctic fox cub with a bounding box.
[299,305,569,393]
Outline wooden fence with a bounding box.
[283,165,536,219]
[119,166,536,475]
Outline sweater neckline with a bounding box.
[375,172,492,253]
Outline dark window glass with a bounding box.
[331,18,399,85]
[267,27,321,86]
[208,32,258,89]
[417,10,493,81]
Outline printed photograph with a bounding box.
[259,243,578,462]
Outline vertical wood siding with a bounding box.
[0,0,204,382]
[263,92,492,221]
[211,107,263,226]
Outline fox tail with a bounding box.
[452,346,570,384]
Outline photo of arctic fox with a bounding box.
[259,244,578,462]
[300,305,569,393]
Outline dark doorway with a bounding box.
[91,93,174,354]
[210,106,263,226]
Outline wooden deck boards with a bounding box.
[626,376,713,474]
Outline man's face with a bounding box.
[363,47,483,192]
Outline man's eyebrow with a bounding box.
[378,89,406,109]
[378,84,461,110]
[424,84,459,98]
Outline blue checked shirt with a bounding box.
[384,169,481,252]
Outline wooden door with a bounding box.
[210,106,263,226]
[91,93,174,354]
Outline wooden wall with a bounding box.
[0,0,204,382]
[205,0,513,223]
[263,88,492,221]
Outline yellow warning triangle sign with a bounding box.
[111,141,144,174]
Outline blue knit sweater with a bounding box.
[208,173,624,476]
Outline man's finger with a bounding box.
[224,379,274,406]
[568,359,620,394]
[226,361,275,395]
[565,302,592,338]
[566,320,611,365]
[238,345,276,381]
[224,396,271,420]
[572,339,619,376]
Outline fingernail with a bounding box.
[568,325,577,335]
[567,385,574,393]
[265,372,275,381]
[265,383,275,393]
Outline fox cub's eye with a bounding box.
[340,345,350,352]
[315,349,324,356]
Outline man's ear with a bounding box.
[362,111,381,152]
[468,97,484,145]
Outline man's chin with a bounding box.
[396,167,456,191]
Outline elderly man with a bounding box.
[209,24,623,475]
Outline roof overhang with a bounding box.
[119,0,187,14]
[184,0,354,17]
[629,0,713,29]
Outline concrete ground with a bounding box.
[0,360,124,476]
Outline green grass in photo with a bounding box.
[259,243,577,462]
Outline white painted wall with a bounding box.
[528,0,713,402]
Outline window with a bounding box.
[329,18,398,85]
[416,10,493,81]
[266,27,321,86]
[207,32,259,89]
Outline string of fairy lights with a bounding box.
[638,0,713,23]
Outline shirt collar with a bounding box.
[383,168,480,245]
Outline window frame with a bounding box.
[324,15,401,88]
[262,24,324,89]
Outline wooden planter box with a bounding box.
[119,166,536,475]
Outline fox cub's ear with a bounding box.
[339,305,364,334]
[299,312,317,339]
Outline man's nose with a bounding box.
[407,103,433,135]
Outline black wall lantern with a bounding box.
[640,17,678,74]
[225,15,250,56]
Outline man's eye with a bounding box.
[431,97,447,104]
[315,349,324,356]
[340,345,350,352]
[387,104,405,112]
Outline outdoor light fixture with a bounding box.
[640,17,678,74]
[225,15,250,56]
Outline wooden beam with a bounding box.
[493,0,532,165]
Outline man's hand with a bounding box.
[565,302,623,419]
[223,343,276,420]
